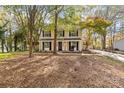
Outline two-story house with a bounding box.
[39,29,83,52]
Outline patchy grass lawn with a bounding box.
[0,52,28,59]
[0,53,14,59]
[0,54,124,88]
[104,56,124,66]
[0,52,29,63]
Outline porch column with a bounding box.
[63,41,68,51]
[79,40,82,51]
[39,41,42,51]
[51,40,54,51]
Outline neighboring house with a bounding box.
[106,30,124,50]
[39,30,83,52]
[113,39,124,51]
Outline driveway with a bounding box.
[90,49,124,62]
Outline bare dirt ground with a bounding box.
[0,54,124,88]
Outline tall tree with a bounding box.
[81,16,112,50]
[25,5,38,57]
[53,6,58,54]
[0,10,9,53]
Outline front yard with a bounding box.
[0,53,124,88]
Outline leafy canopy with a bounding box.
[81,16,112,35]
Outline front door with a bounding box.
[58,42,62,51]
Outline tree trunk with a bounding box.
[85,41,88,50]
[9,12,13,52]
[29,29,33,57]
[111,23,116,51]
[85,30,91,50]
[53,6,58,54]
[94,37,97,49]
[24,40,27,51]
[9,25,12,52]
[1,39,4,53]
[14,36,17,52]
[110,31,114,51]
[102,35,106,50]
[27,5,37,58]
[5,44,9,52]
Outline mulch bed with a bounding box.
[0,54,124,88]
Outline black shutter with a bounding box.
[43,31,44,37]
[63,30,64,37]
[77,30,78,36]
[43,42,44,51]
[77,41,79,50]
[69,31,70,37]
[69,42,71,51]
[50,42,51,50]
[50,31,51,37]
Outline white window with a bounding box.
[58,30,64,37]
[43,31,51,37]
[69,30,78,37]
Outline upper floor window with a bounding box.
[58,30,64,37]
[43,31,51,37]
[69,30,78,37]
